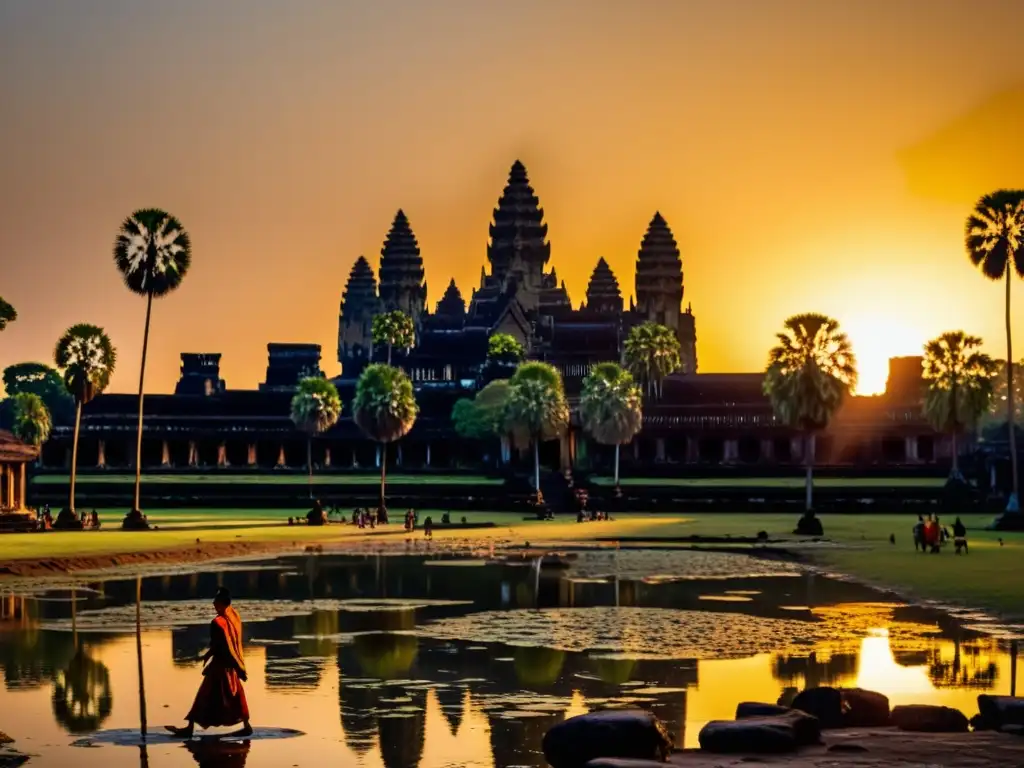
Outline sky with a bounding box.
[2,0,1024,396]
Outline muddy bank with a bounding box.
[672,727,1024,766]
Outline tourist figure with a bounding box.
[953,516,968,555]
[306,499,326,526]
[912,515,925,552]
[89,509,100,530]
[424,515,433,539]
[166,588,251,738]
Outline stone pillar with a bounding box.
[97,440,106,469]
[188,441,198,467]
[655,438,666,462]
[760,439,774,463]
[724,439,739,464]
[247,444,257,467]
[560,433,572,471]
[161,440,171,467]
[276,446,286,468]
[217,442,228,468]
[686,437,699,464]
[789,437,803,463]
[904,436,919,463]
[19,464,26,511]
[324,448,331,468]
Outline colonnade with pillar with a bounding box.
[0,461,28,511]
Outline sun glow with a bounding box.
[841,314,926,396]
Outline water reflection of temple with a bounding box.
[2,554,1022,767]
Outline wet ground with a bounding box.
[0,548,1020,767]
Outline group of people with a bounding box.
[573,487,610,523]
[35,504,101,531]
[912,514,968,554]
[295,500,456,539]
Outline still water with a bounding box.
[0,548,1020,768]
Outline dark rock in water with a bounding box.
[892,704,969,733]
[0,734,29,768]
[1000,724,1024,737]
[787,687,843,728]
[794,512,824,536]
[542,710,672,768]
[828,743,869,753]
[842,688,891,727]
[736,702,795,719]
[585,760,671,768]
[785,687,890,729]
[977,695,1024,730]
[0,735,10,746]
[970,713,993,731]
[698,717,797,754]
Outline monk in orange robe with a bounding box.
[167,588,251,738]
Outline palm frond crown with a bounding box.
[922,331,997,432]
[623,322,682,386]
[964,190,1024,281]
[290,377,343,435]
[54,324,117,405]
[762,313,857,432]
[353,363,418,443]
[371,311,415,352]
[0,297,16,332]
[11,392,52,446]
[580,363,643,446]
[505,361,569,447]
[113,208,192,297]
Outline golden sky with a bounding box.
[3,0,1024,395]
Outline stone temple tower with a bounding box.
[634,212,697,373]
[584,257,623,314]
[378,209,427,327]
[338,255,379,370]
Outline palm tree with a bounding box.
[11,392,52,448]
[371,310,415,365]
[580,362,643,491]
[0,297,16,332]
[290,377,342,496]
[624,322,681,398]
[762,313,857,512]
[52,649,113,733]
[54,325,117,513]
[487,333,525,365]
[923,332,997,481]
[353,363,418,522]
[966,190,1024,511]
[504,362,569,496]
[113,209,192,516]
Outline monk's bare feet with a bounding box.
[164,724,193,738]
[228,722,254,738]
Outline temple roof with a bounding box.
[379,210,426,310]
[0,430,39,463]
[487,160,550,277]
[585,257,623,312]
[340,256,378,320]
[635,211,683,308]
[435,279,466,318]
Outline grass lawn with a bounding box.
[589,476,947,488]
[30,473,502,486]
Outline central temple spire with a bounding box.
[487,160,550,283]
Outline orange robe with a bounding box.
[187,606,249,728]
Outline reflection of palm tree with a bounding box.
[52,648,113,733]
[513,646,566,688]
[185,739,251,768]
[592,656,636,686]
[771,652,858,689]
[488,710,562,768]
[295,610,339,658]
[0,624,76,691]
[353,633,418,679]
[435,686,465,736]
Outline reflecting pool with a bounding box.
[0,548,1020,767]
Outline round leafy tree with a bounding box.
[371,311,415,365]
[11,392,52,447]
[0,297,16,332]
[290,377,342,493]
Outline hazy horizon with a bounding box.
[3,0,1024,395]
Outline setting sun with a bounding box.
[841,315,927,395]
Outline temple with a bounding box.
[38,160,948,476]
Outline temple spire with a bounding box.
[436,278,466,318]
[585,257,623,313]
[338,255,379,366]
[378,209,427,324]
[635,211,683,322]
[487,160,550,283]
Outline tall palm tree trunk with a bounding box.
[387,345,393,365]
[614,444,621,488]
[1007,268,1020,512]
[135,576,148,742]
[804,432,815,512]
[132,291,153,512]
[951,431,960,479]
[306,435,313,499]
[378,442,388,523]
[69,401,82,512]
[534,440,540,494]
